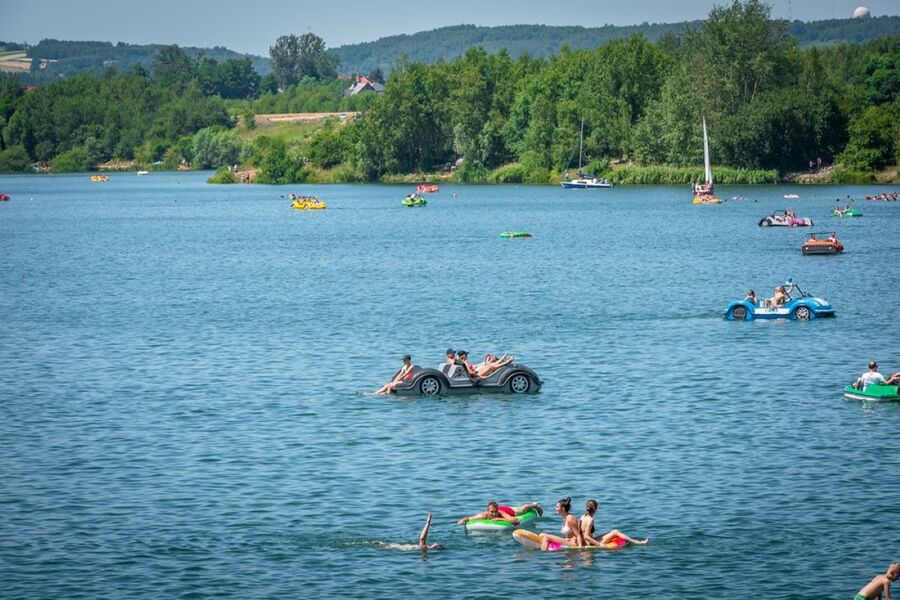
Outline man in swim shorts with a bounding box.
[854,563,898,600]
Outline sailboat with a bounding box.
[561,119,612,189]
[692,117,722,204]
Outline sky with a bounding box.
[3,0,898,55]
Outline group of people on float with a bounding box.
[287,193,322,202]
[411,497,648,552]
[375,349,515,394]
[863,191,898,202]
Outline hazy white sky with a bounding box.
[3,0,897,55]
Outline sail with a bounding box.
[702,117,713,186]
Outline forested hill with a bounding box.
[12,39,271,83]
[333,16,900,74]
[5,15,898,83]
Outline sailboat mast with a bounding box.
[703,117,713,186]
[579,118,584,170]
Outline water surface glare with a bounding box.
[1,173,899,599]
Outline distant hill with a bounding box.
[333,17,900,74]
[3,16,898,83]
[5,39,271,83]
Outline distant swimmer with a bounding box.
[457,500,543,525]
[854,563,899,600]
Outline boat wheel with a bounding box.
[509,374,531,394]
[419,376,442,396]
[732,306,748,320]
[795,306,811,320]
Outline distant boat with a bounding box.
[137,170,150,176]
[692,117,722,204]
[561,119,612,189]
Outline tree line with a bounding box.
[1,2,897,180]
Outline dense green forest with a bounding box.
[252,2,897,184]
[0,1,897,182]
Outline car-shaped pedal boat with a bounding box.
[801,232,843,255]
[391,362,542,396]
[724,282,835,321]
[759,210,813,227]
[843,384,900,402]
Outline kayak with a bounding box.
[465,509,540,533]
[500,231,532,238]
[512,528,630,550]
[291,200,326,210]
[843,384,900,402]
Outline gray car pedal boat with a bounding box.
[391,362,542,396]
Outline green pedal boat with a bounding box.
[843,384,900,402]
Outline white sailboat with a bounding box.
[692,117,721,204]
[561,119,612,189]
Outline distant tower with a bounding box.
[788,0,792,20]
[853,6,871,18]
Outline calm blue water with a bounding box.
[1,172,898,599]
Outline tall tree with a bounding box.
[270,34,303,89]
[152,45,196,92]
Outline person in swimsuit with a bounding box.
[579,499,648,547]
[376,355,415,394]
[854,563,899,600]
[456,350,515,380]
[457,500,543,525]
[539,496,585,550]
[417,512,443,550]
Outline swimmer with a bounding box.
[418,512,443,550]
[854,563,899,600]
[457,500,543,525]
[579,499,648,547]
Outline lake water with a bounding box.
[1,172,898,599]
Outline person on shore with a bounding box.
[457,500,543,525]
[854,361,900,390]
[579,499,648,548]
[539,497,585,550]
[853,563,899,600]
[376,354,415,394]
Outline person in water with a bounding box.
[539,497,585,550]
[854,563,899,600]
[418,512,443,550]
[854,361,900,390]
[456,350,514,380]
[579,499,648,547]
[376,355,415,394]
[457,500,543,525]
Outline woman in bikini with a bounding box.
[579,499,648,547]
[538,497,585,550]
[375,355,415,394]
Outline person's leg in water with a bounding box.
[418,513,443,550]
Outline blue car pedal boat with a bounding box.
[724,280,835,321]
